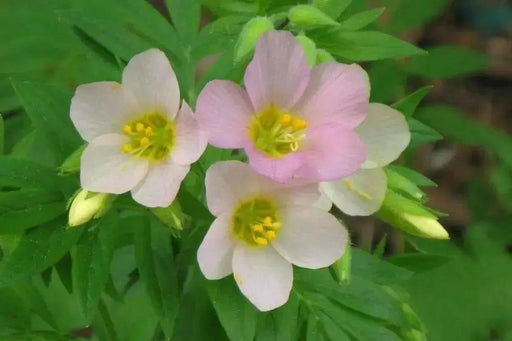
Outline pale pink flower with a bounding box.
[320,103,411,215]
[70,49,207,207]
[197,161,348,311]
[196,31,369,182]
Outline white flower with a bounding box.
[70,49,207,207]
[197,161,348,311]
[320,103,411,215]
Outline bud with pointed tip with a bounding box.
[288,5,339,29]
[234,17,274,62]
[68,189,110,227]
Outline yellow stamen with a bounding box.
[123,125,132,134]
[263,216,273,226]
[255,237,268,245]
[140,137,150,147]
[136,122,145,132]
[280,114,292,126]
[345,180,353,190]
[252,224,264,233]
[292,118,307,130]
[145,126,154,136]
[266,230,276,240]
[122,144,133,153]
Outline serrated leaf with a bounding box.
[312,30,425,61]
[0,218,84,287]
[339,8,384,31]
[134,215,178,337]
[392,86,433,117]
[208,277,258,341]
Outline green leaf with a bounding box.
[384,167,426,202]
[0,218,84,287]
[255,295,300,341]
[387,253,451,273]
[72,213,118,322]
[407,118,443,148]
[165,0,200,41]
[59,144,86,175]
[386,165,437,187]
[316,312,351,341]
[11,80,82,161]
[313,0,351,19]
[134,215,179,338]
[208,277,258,341]
[351,247,413,284]
[392,86,433,117]
[193,16,249,59]
[339,8,384,31]
[0,287,30,330]
[405,45,486,79]
[0,189,66,234]
[312,30,425,61]
[0,114,4,155]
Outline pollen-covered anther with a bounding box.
[280,114,292,126]
[122,144,133,153]
[255,237,269,245]
[136,122,145,132]
[292,118,307,130]
[140,137,150,147]
[123,125,132,134]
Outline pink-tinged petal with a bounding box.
[320,167,387,216]
[272,206,347,269]
[232,244,292,311]
[357,103,411,168]
[244,143,303,183]
[296,124,366,181]
[196,80,254,148]
[131,160,189,207]
[314,192,333,211]
[70,82,138,141]
[267,181,321,208]
[244,31,310,111]
[197,213,236,279]
[171,102,207,165]
[205,161,266,216]
[122,49,180,119]
[294,63,369,129]
[80,134,148,194]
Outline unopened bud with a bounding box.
[315,48,335,64]
[234,17,274,62]
[288,5,339,29]
[68,189,110,227]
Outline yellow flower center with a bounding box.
[249,104,308,158]
[232,196,280,247]
[121,112,175,162]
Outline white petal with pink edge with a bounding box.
[122,49,180,119]
[80,134,148,194]
[197,213,236,280]
[232,244,293,311]
[244,31,310,111]
[272,206,347,269]
[196,80,254,148]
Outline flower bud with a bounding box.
[384,167,425,201]
[68,189,110,227]
[296,35,317,67]
[315,48,335,64]
[234,17,274,62]
[378,190,449,239]
[288,4,339,29]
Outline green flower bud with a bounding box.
[68,189,110,227]
[296,35,317,67]
[315,48,335,64]
[234,17,274,62]
[378,190,449,240]
[288,5,339,29]
[59,144,86,175]
[151,201,184,232]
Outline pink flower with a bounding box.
[197,161,348,311]
[196,31,369,182]
[70,49,207,207]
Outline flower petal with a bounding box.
[205,161,265,216]
[232,244,292,311]
[294,63,369,129]
[296,124,366,181]
[244,143,304,183]
[70,82,138,141]
[131,160,189,207]
[270,181,321,208]
[314,192,333,211]
[320,167,387,216]
[197,213,236,280]
[171,101,208,165]
[122,49,180,119]
[196,80,254,148]
[357,103,411,168]
[80,134,148,194]
[244,31,310,111]
[272,206,347,269]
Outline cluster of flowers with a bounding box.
[70,31,410,311]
